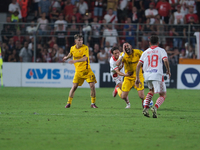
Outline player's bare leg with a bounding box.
[65,83,78,108]
[151,92,166,118]
[121,91,131,108]
[89,82,98,108]
[113,83,130,108]
[137,90,145,108]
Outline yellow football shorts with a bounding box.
[73,68,97,86]
[122,75,144,92]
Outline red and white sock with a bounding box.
[155,96,165,109]
[125,96,130,104]
[144,93,153,108]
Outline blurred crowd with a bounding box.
[1,0,200,65]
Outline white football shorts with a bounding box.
[146,80,166,93]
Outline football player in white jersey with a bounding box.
[135,35,171,118]
[110,47,132,108]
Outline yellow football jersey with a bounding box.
[120,49,143,78]
[70,44,90,72]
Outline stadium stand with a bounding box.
[0,0,199,63]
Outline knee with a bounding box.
[121,93,127,99]
[160,92,166,98]
[139,95,145,100]
[121,95,126,99]
[138,91,145,100]
[90,83,95,90]
[72,84,78,91]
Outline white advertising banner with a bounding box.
[21,63,100,88]
[177,64,200,89]
[0,63,21,87]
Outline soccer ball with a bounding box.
[149,100,154,108]
[143,100,154,108]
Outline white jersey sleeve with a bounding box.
[110,57,118,73]
[139,52,145,64]
[161,49,168,60]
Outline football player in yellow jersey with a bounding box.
[63,34,98,108]
[115,42,146,108]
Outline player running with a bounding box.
[63,34,98,108]
[135,35,171,118]
[110,47,132,108]
[114,42,148,108]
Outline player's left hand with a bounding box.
[68,60,75,64]
[166,71,171,79]
[135,78,141,88]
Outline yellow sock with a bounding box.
[91,97,96,104]
[67,97,73,104]
[117,88,122,98]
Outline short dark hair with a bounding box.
[74,34,83,39]
[150,35,159,45]
[111,47,119,54]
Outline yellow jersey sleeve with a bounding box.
[134,49,143,58]
[69,46,74,56]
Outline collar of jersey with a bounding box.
[150,46,158,49]
[112,56,117,61]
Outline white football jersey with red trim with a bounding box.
[139,46,168,81]
[110,56,124,77]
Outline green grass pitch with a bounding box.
[0,87,200,150]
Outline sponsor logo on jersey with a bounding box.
[146,69,158,73]
[73,56,82,59]
[26,69,60,79]
[181,68,200,88]
[128,61,138,64]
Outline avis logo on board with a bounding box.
[26,69,60,79]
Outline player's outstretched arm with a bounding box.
[118,63,124,71]
[115,69,133,77]
[163,59,171,78]
[68,56,88,64]
[63,53,72,61]
[116,43,128,66]
[116,56,123,66]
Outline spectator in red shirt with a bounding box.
[13,29,24,44]
[64,0,75,22]
[184,5,199,24]
[156,0,171,24]
[67,7,82,23]
[49,7,59,23]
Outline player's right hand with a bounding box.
[127,71,133,76]
[135,78,141,88]
[63,56,68,61]
[123,43,128,53]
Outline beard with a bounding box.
[125,48,131,54]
